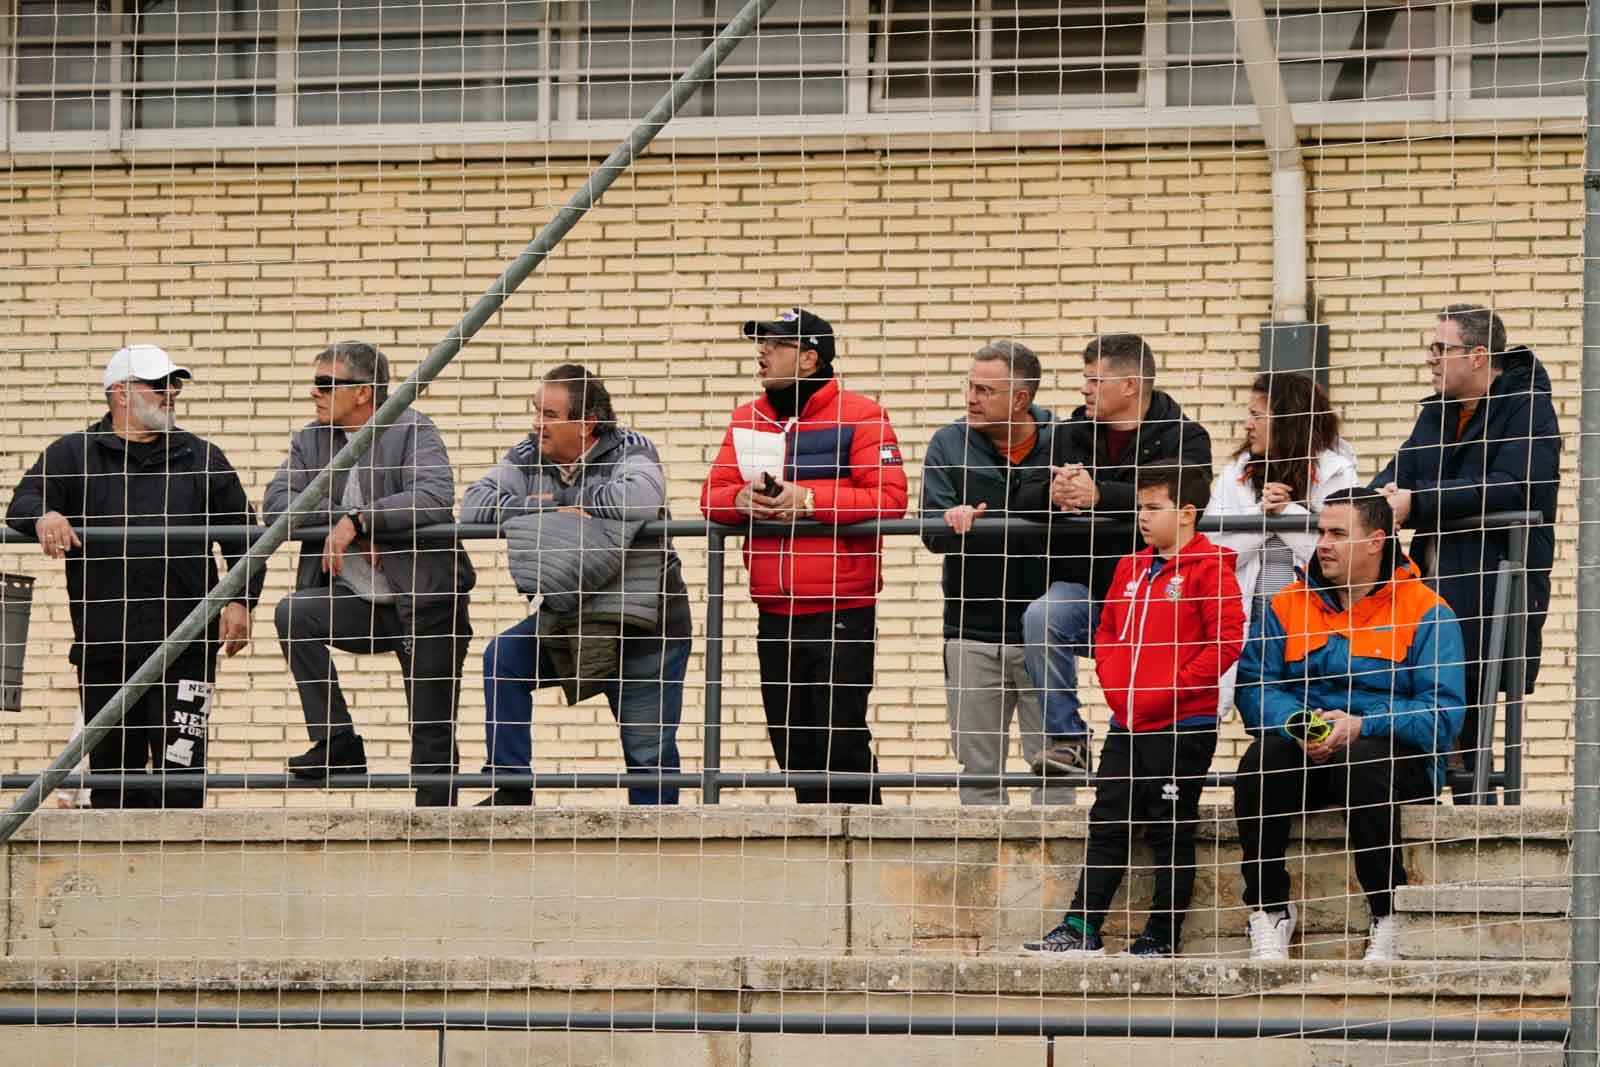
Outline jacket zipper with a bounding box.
[1120,559,1165,730]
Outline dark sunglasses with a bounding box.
[134,375,185,394]
[312,375,370,394]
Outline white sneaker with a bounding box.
[1362,915,1402,962]
[1246,904,1297,961]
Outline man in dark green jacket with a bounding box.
[922,342,1073,805]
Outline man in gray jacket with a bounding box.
[462,364,692,806]
[266,341,476,807]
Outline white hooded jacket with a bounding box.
[1207,439,1360,716]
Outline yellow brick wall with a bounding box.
[0,133,1581,806]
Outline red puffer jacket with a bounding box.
[700,377,908,615]
[1093,533,1245,731]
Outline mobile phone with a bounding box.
[760,472,782,497]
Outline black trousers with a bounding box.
[275,583,469,804]
[1233,734,1434,919]
[76,646,217,809]
[756,606,881,804]
[1069,725,1217,943]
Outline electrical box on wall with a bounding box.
[1259,322,1330,391]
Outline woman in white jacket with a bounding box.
[1210,372,1359,715]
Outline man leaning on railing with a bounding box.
[1372,302,1562,804]
[265,341,476,808]
[6,345,265,810]
[462,364,692,808]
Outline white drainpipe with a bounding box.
[1229,0,1308,324]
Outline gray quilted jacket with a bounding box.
[461,427,689,635]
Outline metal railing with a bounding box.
[0,510,1540,804]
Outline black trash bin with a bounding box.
[0,573,35,711]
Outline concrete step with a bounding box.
[1,805,1569,960]
[0,955,1568,1066]
[1395,880,1571,961]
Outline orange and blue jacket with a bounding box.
[1093,533,1245,732]
[700,377,908,615]
[1235,553,1467,792]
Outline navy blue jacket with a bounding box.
[1372,346,1561,690]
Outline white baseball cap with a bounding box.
[103,344,192,390]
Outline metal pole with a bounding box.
[1503,524,1530,805]
[0,0,784,841]
[701,530,727,804]
[1471,560,1513,802]
[1571,2,1600,1056]
[0,1007,1569,1043]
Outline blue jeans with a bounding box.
[1021,581,1095,740]
[482,615,689,805]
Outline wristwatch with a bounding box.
[344,507,366,534]
[802,488,816,517]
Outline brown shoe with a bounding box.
[1031,737,1092,777]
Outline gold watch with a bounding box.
[802,488,816,516]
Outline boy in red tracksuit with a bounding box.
[1025,461,1244,957]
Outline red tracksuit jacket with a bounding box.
[1094,533,1245,731]
[700,377,908,615]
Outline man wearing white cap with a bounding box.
[6,345,264,808]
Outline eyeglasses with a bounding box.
[756,337,800,351]
[312,375,370,394]
[1426,342,1471,360]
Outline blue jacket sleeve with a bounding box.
[1234,603,1305,739]
[1357,604,1467,756]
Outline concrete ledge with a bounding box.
[5,804,1571,843]
[0,955,1569,1000]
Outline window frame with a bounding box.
[0,0,1584,154]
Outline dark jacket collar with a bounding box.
[959,404,1054,461]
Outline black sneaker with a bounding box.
[287,732,368,779]
[1123,933,1175,958]
[1031,738,1092,777]
[475,787,533,807]
[1022,920,1104,956]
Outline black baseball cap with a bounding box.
[741,307,836,366]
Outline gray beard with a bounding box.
[128,392,175,434]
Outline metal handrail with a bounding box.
[0,510,1541,804]
[0,1006,1568,1043]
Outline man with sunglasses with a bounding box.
[701,307,908,804]
[1372,303,1561,804]
[6,344,265,809]
[266,341,476,807]
[1009,333,1212,779]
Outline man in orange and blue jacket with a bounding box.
[1233,487,1466,963]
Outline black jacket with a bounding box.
[920,406,1055,644]
[1372,345,1561,689]
[6,417,265,667]
[1010,389,1213,599]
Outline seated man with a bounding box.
[1233,488,1466,962]
[462,364,692,807]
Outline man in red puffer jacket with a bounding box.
[1025,461,1243,957]
[701,307,908,804]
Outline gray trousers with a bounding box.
[943,639,1076,806]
